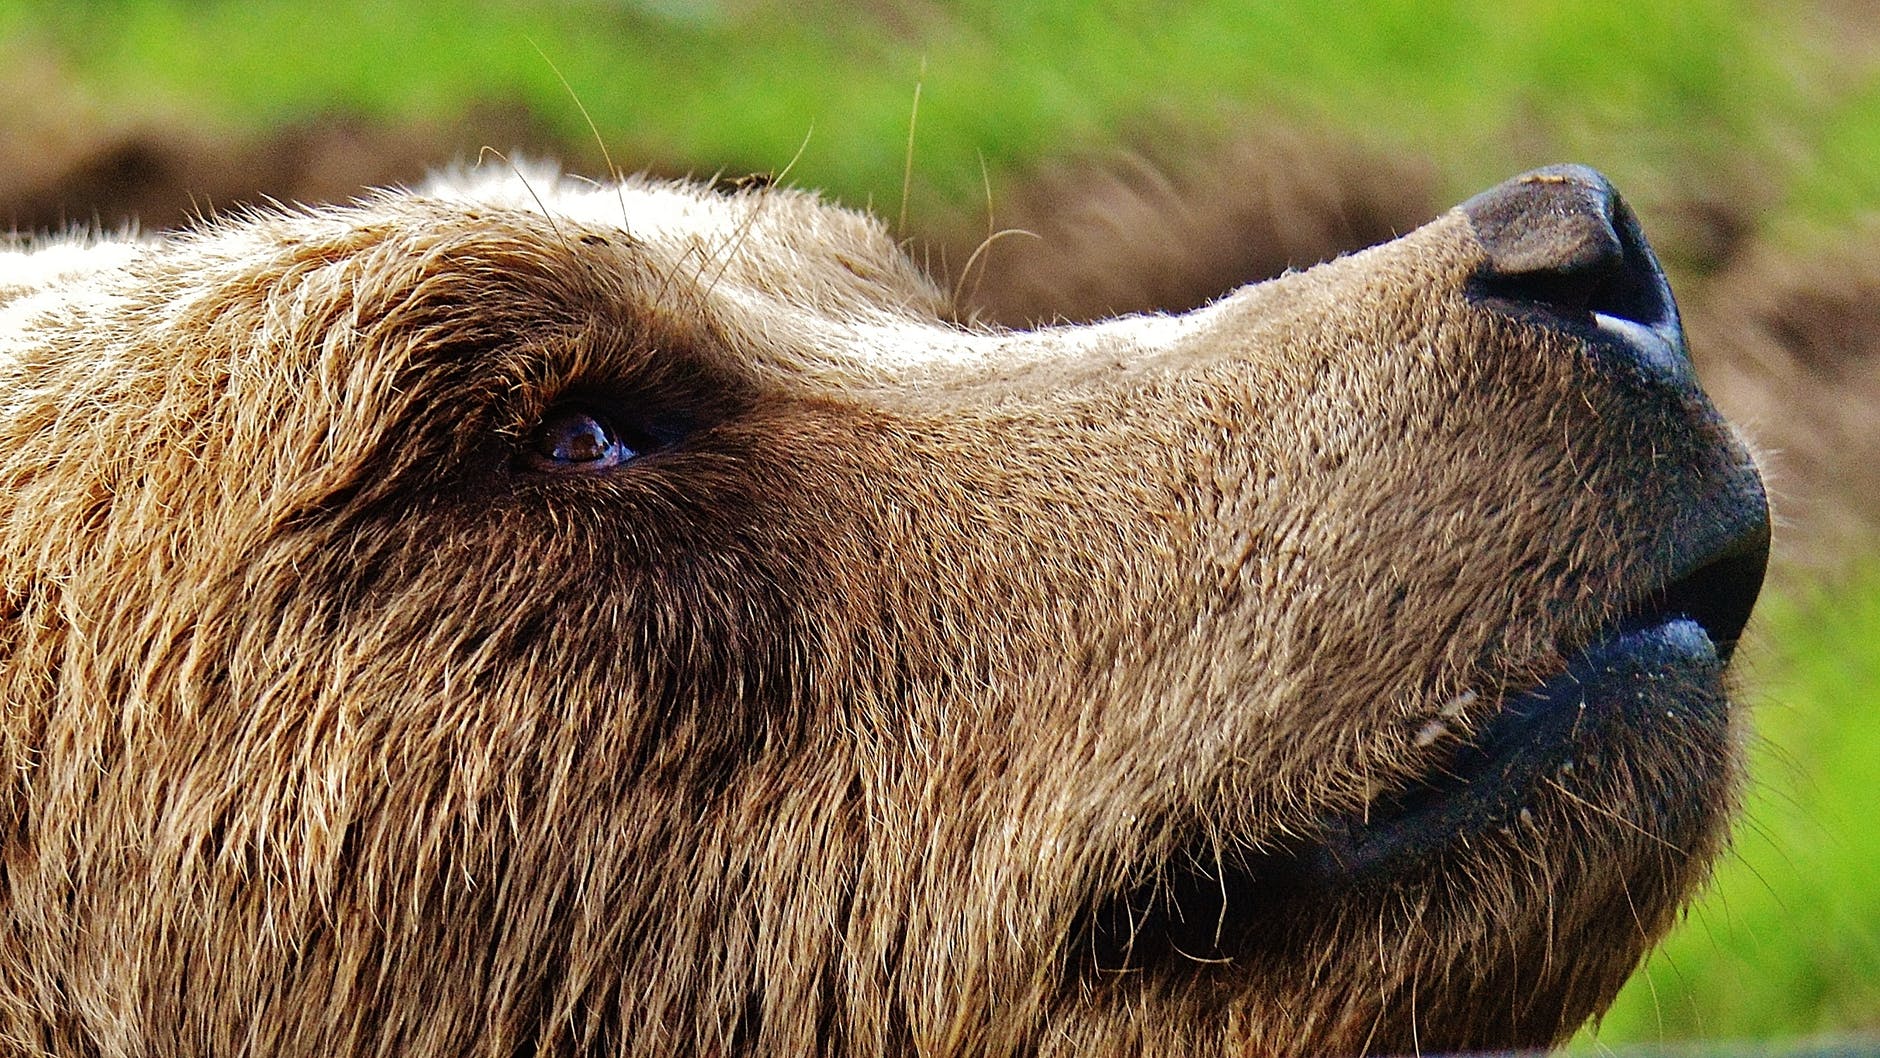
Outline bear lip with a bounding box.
[1078,493,1770,974]
[1627,510,1770,665]
[1288,505,1770,885]
[1280,619,1721,888]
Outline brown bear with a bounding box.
[0,163,1767,1057]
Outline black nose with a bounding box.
[1462,165,1693,388]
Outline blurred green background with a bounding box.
[2,0,1876,1049]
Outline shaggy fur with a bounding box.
[0,167,1756,1056]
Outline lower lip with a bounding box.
[1282,616,1724,885]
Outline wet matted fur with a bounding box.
[0,166,1764,1056]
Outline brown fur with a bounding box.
[0,167,1754,1056]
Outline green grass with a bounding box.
[0,0,1849,237]
[4,0,1878,1043]
[1580,571,1880,1046]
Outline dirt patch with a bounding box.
[1687,229,1880,564]
[939,126,1441,327]
[1,105,575,235]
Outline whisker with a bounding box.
[898,56,926,237]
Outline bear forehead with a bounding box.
[0,169,1225,390]
[423,165,934,301]
[412,167,1222,385]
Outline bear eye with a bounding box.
[526,407,639,470]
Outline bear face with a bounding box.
[0,165,1766,1056]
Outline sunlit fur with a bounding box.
[0,168,1752,1056]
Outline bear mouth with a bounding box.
[1081,490,1769,974]
[1288,513,1770,885]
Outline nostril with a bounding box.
[1463,165,1677,333]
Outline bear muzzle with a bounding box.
[1292,166,1771,882]
[1081,169,1771,1016]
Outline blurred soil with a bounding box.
[1,106,573,234]
[1,101,1870,569]
[933,126,1440,327]
[1685,231,1880,567]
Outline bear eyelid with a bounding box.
[522,406,640,472]
[516,392,700,474]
